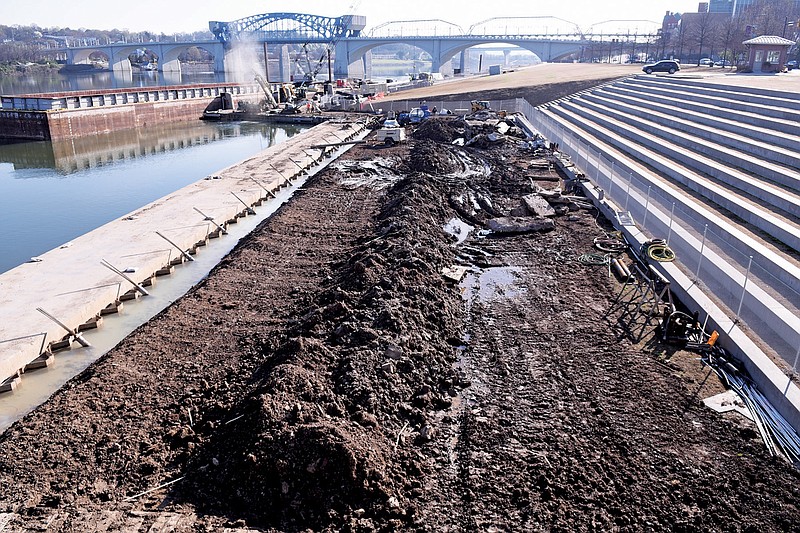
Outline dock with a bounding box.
[0,119,370,391]
[0,83,262,141]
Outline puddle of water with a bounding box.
[443,217,474,245]
[460,266,527,304]
[0,141,361,434]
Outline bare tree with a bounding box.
[741,0,800,36]
[686,11,723,64]
[674,20,688,62]
[716,12,746,65]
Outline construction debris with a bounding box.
[520,193,556,217]
[487,216,556,234]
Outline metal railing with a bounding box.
[532,109,800,369]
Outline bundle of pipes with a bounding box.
[704,347,800,465]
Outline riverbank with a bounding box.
[1,64,798,531]
[0,119,367,399]
[0,62,59,76]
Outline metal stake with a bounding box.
[155,231,195,262]
[100,259,150,296]
[193,207,228,235]
[248,178,276,198]
[695,224,708,279]
[0,332,48,356]
[642,186,652,228]
[734,256,753,324]
[624,171,633,211]
[595,151,601,182]
[609,161,615,195]
[231,192,256,215]
[270,163,290,183]
[667,202,675,245]
[289,157,306,173]
[36,308,91,347]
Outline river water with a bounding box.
[0,68,225,95]
[0,120,306,274]
[0,71,315,429]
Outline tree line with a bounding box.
[658,0,799,65]
[0,24,214,65]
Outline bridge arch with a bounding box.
[210,12,365,46]
[335,39,437,78]
[437,40,584,69]
[160,44,217,74]
[334,37,585,78]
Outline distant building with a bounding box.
[662,11,681,32]
[709,0,733,13]
[732,0,757,16]
[704,0,795,16]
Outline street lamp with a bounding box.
[783,17,795,38]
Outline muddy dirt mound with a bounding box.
[407,139,465,175]
[412,117,468,143]
[181,166,466,530]
[186,391,394,530]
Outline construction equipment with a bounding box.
[375,119,406,146]
[471,100,490,112]
[660,310,702,345]
[254,73,278,109]
[408,104,431,124]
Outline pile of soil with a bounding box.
[1,81,800,532]
[412,118,468,144]
[183,168,466,530]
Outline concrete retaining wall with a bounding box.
[0,110,50,140]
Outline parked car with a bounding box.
[699,58,713,66]
[787,60,798,70]
[642,60,680,74]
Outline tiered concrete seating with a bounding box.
[531,75,800,428]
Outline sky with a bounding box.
[1,0,701,35]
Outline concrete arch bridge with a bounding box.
[61,13,656,79]
[66,42,225,74]
[333,35,585,78]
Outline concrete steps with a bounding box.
[588,85,800,152]
[530,75,800,410]
[601,82,800,138]
[548,101,800,253]
[579,92,800,188]
[613,77,800,129]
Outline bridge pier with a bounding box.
[277,45,291,82]
[161,59,181,75]
[333,41,370,79]
[112,58,132,73]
